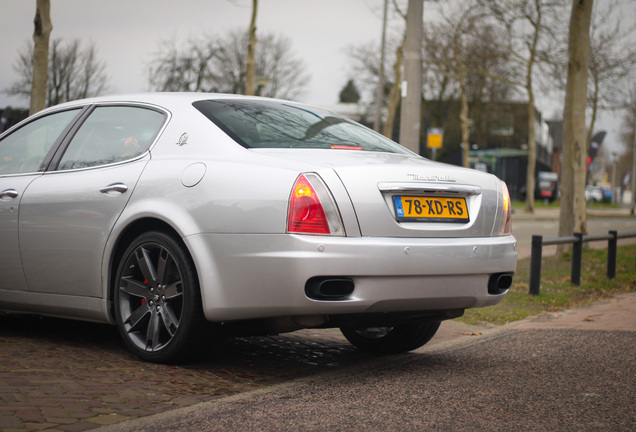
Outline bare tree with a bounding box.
[546,0,636,144]
[30,0,52,115]
[384,32,406,139]
[558,0,594,250]
[614,90,636,205]
[345,0,407,139]
[148,36,217,92]
[8,38,109,107]
[622,89,636,214]
[424,3,507,167]
[586,0,636,143]
[148,30,309,100]
[373,0,389,132]
[424,7,472,166]
[416,12,517,164]
[213,30,310,99]
[478,0,565,213]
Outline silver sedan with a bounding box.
[0,94,516,363]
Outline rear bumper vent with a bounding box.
[305,277,354,300]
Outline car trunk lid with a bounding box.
[254,149,503,238]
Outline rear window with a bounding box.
[193,99,411,155]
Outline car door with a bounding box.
[0,108,82,292]
[19,105,167,297]
[0,175,36,292]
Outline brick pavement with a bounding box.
[0,313,366,431]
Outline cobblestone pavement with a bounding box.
[0,313,373,431]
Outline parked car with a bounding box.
[0,94,517,363]
[536,171,559,202]
[585,185,611,203]
[520,171,559,203]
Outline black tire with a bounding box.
[114,231,207,363]
[340,321,440,354]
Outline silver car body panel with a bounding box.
[185,233,517,322]
[0,93,517,327]
[0,290,107,322]
[0,175,38,292]
[19,157,150,297]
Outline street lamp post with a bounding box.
[373,0,388,133]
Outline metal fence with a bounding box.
[529,231,636,295]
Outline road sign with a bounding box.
[427,128,443,148]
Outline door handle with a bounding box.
[0,189,18,200]
[99,183,129,194]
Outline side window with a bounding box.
[0,109,80,175]
[58,106,166,170]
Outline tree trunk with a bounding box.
[30,0,52,115]
[383,33,406,139]
[525,84,536,213]
[558,0,594,253]
[459,74,470,168]
[586,78,599,146]
[244,0,258,96]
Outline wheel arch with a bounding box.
[105,217,196,323]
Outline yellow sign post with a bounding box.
[427,128,443,160]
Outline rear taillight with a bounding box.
[287,173,344,235]
[499,181,512,236]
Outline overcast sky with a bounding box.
[0,0,400,108]
[0,0,633,153]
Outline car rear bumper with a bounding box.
[185,233,518,322]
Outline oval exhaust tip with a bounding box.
[305,277,354,300]
[488,273,514,295]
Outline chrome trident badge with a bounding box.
[177,133,189,146]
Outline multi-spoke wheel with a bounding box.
[340,322,440,354]
[114,231,206,363]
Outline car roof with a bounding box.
[44,93,301,114]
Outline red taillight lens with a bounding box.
[499,181,512,235]
[288,175,331,234]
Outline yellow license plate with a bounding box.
[393,196,469,222]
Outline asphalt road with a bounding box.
[96,294,636,432]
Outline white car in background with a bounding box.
[0,94,517,363]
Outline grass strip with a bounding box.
[459,244,636,325]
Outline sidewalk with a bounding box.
[511,205,634,221]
